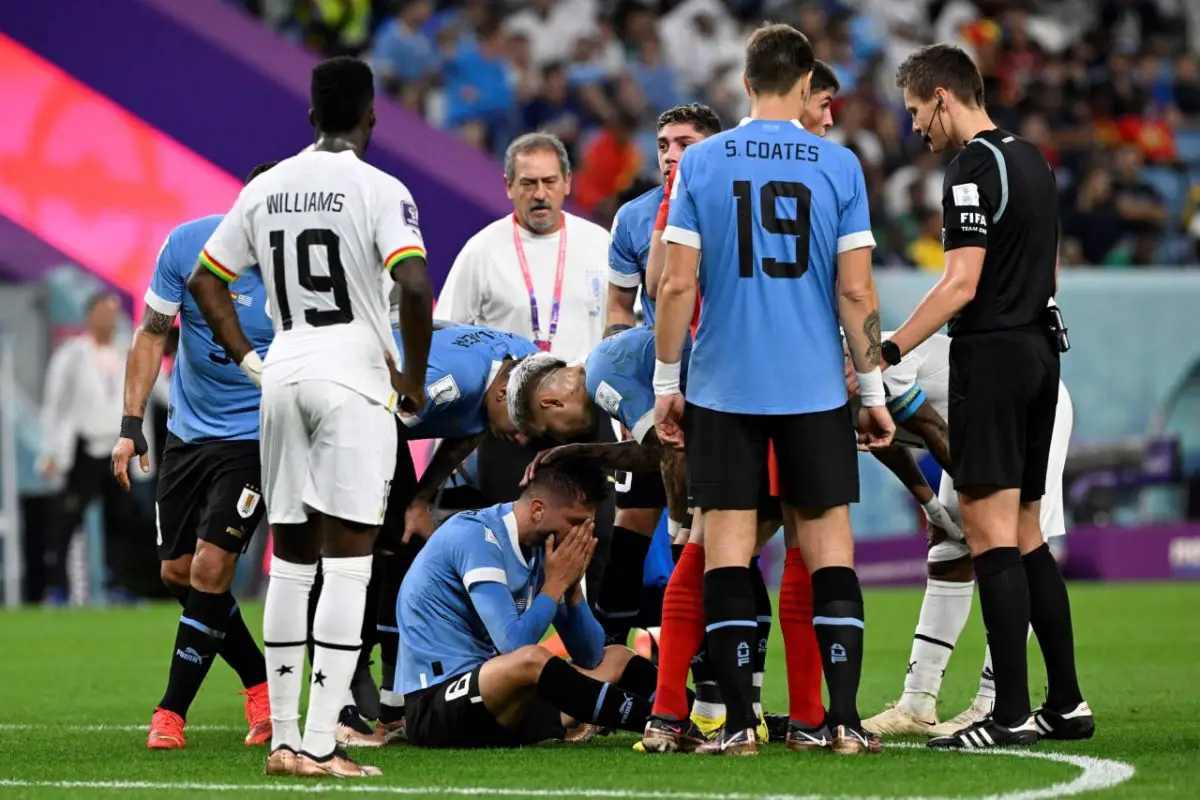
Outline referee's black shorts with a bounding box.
[948,328,1060,500]
[684,402,859,511]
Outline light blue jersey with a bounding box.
[398,502,604,694]
[663,119,874,415]
[584,326,689,443]
[609,186,663,327]
[145,215,273,443]
[398,324,539,441]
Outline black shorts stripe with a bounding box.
[264,640,308,648]
[914,633,955,651]
[313,639,362,652]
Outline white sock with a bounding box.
[263,556,317,751]
[976,626,1031,708]
[900,579,975,718]
[301,555,373,758]
[752,672,764,719]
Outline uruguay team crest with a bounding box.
[236,487,262,519]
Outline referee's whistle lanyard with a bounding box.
[512,214,567,353]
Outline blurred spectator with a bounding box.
[522,62,587,162]
[1173,54,1200,115]
[907,208,946,272]
[1063,163,1124,265]
[572,112,641,216]
[371,0,438,111]
[507,32,541,107]
[630,34,680,114]
[308,0,372,56]
[1111,144,1167,262]
[506,0,595,69]
[443,19,515,151]
[884,149,944,221]
[38,291,138,604]
[826,96,884,171]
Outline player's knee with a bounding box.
[514,644,554,684]
[928,555,973,582]
[190,545,236,594]
[601,643,634,670]
[160,558,191,598]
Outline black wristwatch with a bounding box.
[881,340,901,367]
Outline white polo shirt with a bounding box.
[436,211,609,364]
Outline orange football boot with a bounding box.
[147,707,186,750]
[240,682,272,746]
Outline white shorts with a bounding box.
[931,382,1073,563]
[260,379,398,526]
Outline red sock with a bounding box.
[780,548,825,727]
[652,542,706,720]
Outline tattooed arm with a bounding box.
[123,305,174,419]
[657,436,690,528]
[836,246,881,373]
[413,433,487,504]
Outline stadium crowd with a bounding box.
[223,0,1200,267]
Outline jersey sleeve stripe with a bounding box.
[463,567,507,589]
[662,225,701,250]
[199,250,236,283]
[631,410,656,445]
[836,231,876,253]
[386,246,427,273]
[143,288,181,317]
[607,268,643,288]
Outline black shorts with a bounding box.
[615,468,667,511]
[405,666,565,749]
[377,421,420,553]
[155,434,265,561]
[949,329,1059,500]
[684,402,858,511]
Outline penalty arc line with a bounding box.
[0,743,1135,800]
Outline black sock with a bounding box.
[350,558,381,720]
[614,654,658,699]
[671,543,685,564]
[377,551,409,724]
[159,589,235,717]
[811,566,864,730]
[595,527,651,646]
[220,600,268,689]
[537,657,652,732]
[750,557,771,716]
[690,643,722,713]
[974,547,1032,726]
[1023,543,1083,711]
[702,566,758,733]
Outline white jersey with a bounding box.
[882,331,950,448]
[200,149,426,406]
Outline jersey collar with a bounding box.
[502,508,527,567]
[737,117,805,129]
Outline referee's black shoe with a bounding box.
[1034,701,1095,740]
[927,715,1039,749]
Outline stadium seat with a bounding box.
[1175,130,1200,167]
[1140,166,1186,222]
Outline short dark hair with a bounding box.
[525,461,611,508]
[85,289,118,314]
[656,103,722,136]
[811,59,840,95]
[311,57,374,134]
[245,161,279,185]
[744,23,815,97]
[896,44,985,107]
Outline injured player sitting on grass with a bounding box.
[397,461,663,748]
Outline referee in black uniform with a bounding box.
[884,44,1092,750]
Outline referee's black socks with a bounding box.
[702,566,758,734]
[811,566,865,730]
[974,547,1032,726]
[1023,543,1084,711]
[160,589,236,717]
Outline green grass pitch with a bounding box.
[1,582,1197,799]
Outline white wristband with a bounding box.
[668,519,682,537]
[856,368,885,407]
[653,359,681,397]
[239,350,264,388]
[921,497,943,517]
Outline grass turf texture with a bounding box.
[0,583,1195,799]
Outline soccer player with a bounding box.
[113,162,278,751]
[888,44,1090,749]
[342,322,540,743]
[653,24,893,756]
[188,57,434,778]
[398,462,661,748]
[857,333,1074,737]
[602,102,720,650]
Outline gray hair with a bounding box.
[506,352,567,437]
[504,132,571,183]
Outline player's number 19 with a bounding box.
[732,180,812,280]
[268,228,354,331]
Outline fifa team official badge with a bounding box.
[236,487,261,519]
